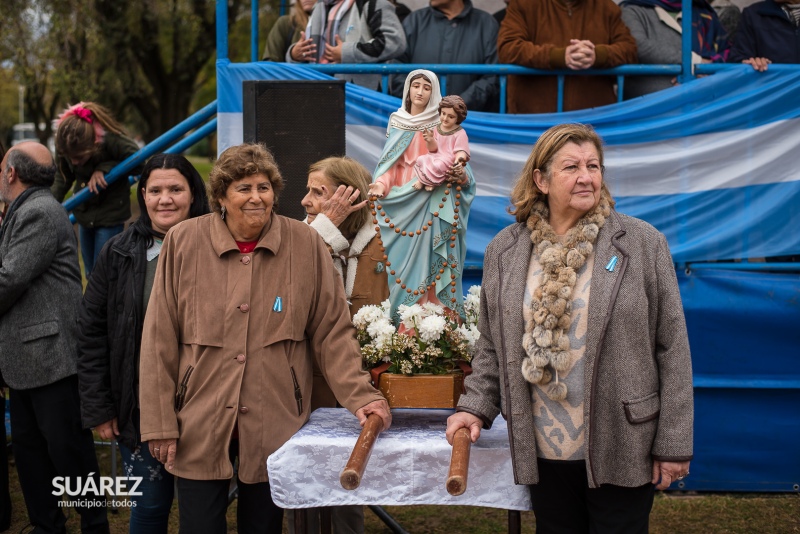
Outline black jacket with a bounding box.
[729,0,800,63]
[393,0,500,111]
[77,225,148,449]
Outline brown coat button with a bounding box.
[236,354,246,363]
[240,303,250,313]
[241,256,251,265]
[239,406,249,414]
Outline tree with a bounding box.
[1,0,267,145]
[0,70,23,146]
[0,1,64,145]
[90,0,250,141]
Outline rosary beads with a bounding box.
[369,183,464,304]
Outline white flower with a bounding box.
[456,324,481,351]
[367,317,395,347]
[469,324,480,340]
[464,293,480,312]
[353,304,391,331]
[421,302,445,317]
[418,315,447,343]
[398,304,425,329]
[468,285,481,297]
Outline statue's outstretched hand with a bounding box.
[368,182,386,199]
[445,162,468,186]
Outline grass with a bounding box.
[186,155,214,181]
[3,440,798,533]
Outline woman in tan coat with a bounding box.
[139,144,391,534]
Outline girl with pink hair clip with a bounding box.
[52,102,141,278]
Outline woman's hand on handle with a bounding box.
[355,399,392,432]
[148,438,178,470]
[446,412,483,444]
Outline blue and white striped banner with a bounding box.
[217,60,800,265]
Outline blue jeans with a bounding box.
[79,224,124,278]
[118,443,175,534]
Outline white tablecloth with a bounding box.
[267,408,532,511]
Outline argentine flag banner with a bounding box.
[217,60,800,266]
[217,60,800,492]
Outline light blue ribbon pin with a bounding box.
[605,256,618,272]
[273,296,283,313]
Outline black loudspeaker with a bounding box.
[243,80,346,221]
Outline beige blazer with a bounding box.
[458,211,693,488]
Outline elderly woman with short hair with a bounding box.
[446,123,693,533]
[139,144,391,534]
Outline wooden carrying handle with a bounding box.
[446,427,472,496]
[340,414,384,490]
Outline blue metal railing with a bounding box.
[63,0,797,250]
[304,63,683,113]
[63,101,217,222]
[233,0,800,111]
[234,0,698,109]
[255,0,693,81]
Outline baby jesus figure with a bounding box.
[412,95,470,192]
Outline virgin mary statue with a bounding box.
[370,69,475,318]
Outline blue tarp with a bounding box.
[678,268,800,492]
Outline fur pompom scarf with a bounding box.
[521,191,612,401]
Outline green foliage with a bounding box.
[191,0,281,115]
[0,0,284,146]
[0,70,21,146]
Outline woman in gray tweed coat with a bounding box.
[446,123,693,533]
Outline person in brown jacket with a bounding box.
[139,144,391,534]
[303,157,391,322]
[498,0,638,113]
[300,156,391,533]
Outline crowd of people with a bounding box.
[7,0,795,530]
[264,0,800,111]
[0,87,695,534]
[0,110,392,531]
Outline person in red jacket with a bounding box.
[498,0,638,113]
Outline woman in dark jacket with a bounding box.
[77,153,209,533]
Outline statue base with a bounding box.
[376,371,465,409]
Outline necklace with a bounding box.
[369,182,465,306]
[436,125,463,136]
[521,191,612,401]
